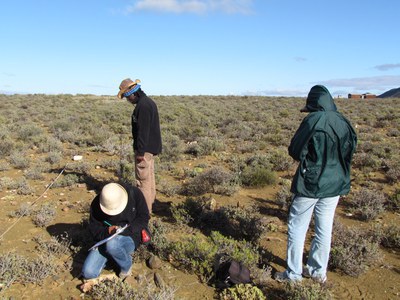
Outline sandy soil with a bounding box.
[1,153,399,299]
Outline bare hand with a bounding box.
[136,155,145,163]
[108,226,118,235]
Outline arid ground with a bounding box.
[0,94,399,299]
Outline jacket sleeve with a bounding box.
[288,118,315,161]
[88,206,109,242]
[124,187,150,245]
[135,103,152,156]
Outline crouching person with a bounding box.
[81,182,149,283]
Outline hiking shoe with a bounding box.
[275,271,303,283]
[302,267,326,283]
[119,266,132,281]
[274,271,289,282]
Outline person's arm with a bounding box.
[125,188,150,244]
[135,103,152,157]
[88,207,109,242]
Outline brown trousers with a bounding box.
[135,152,156,213]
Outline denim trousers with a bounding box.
[284,195,339,281]
[82,235,136,279]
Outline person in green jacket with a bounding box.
[275,85,357,283]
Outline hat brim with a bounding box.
[117,83,137,99]
[100,190,128,216]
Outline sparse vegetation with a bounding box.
[0,94,399,299]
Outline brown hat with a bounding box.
[118,78,141,99]
[99,183,128,215]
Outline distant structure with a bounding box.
[348,93,377,99]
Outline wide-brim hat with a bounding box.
[99,183,128,215]
[118,78,141,99]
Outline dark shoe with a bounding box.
[274,271,289,283]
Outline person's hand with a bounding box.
[108,226,118,235]
[136,155,145,163]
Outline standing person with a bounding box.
[118,78,162,213]
[81,182,149,281]
[275,85,357,283]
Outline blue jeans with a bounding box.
[284,195,339,281]
[82,235,135,279]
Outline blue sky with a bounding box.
[1,0,399,97]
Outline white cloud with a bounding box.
[374,63,400,71]
[128,0,254,14]
[318,75,400,92]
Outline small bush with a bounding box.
[88,278,176,300]
[9,203,33,218]
[375,224,400,249]
[170,233,218,282]
[275,179,292,211]
[0,136,14,156]
[32,204,56,227]
[329,221,383,277]
[387,189,400,211]
[8,177,35,195]
[0,252,57,289]
[24,166,45,180]
[385,160,400,184]
[46,151,62,165]
[283,281,333,300]
[8,151,30,169]
[350,188,386,221]
[182,167,237,196]
[33,234,72,257]
[52,173,81,188]
[219,283,266,300]
[240,166,277,187]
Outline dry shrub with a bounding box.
[350,188,386,221]
[32,204,56,227]
[181,167,237,196]
[329,221,383,277]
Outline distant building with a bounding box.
[348,93,377,99]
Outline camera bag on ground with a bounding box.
[216,259,251,287]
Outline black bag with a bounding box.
[216,259,251,286]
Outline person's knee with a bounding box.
[81,265,101,279]
[105,238,119,254]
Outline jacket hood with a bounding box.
[304,85,337,112]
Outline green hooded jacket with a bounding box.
[288,85,357,198]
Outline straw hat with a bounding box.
[99,183,128,215]
[118,78,141,99]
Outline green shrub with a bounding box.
[240,166,277,187]
[170,233,218,282]
[52,173,82,188]
[283,281,332,300]
[219,284,266,300]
